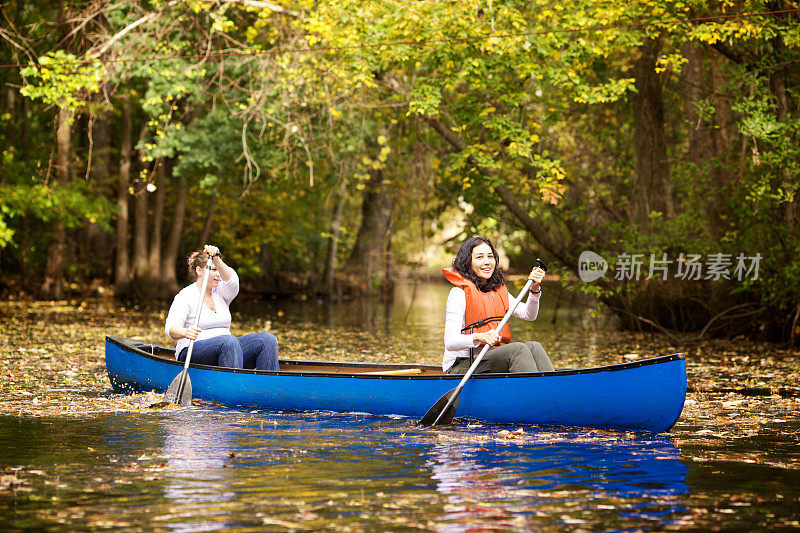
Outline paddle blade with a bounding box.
[164,371,193,406]
[420,389,461,426]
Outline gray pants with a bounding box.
[446,341,554,374]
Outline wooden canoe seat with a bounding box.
[359,368,423,375]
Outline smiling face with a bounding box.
[470,242,496,281]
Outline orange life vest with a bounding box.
[442,267,511,350]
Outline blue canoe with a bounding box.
[105,335,686,433]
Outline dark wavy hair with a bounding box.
[452,236,505,292]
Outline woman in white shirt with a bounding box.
[165,244,279,370]
[442,236,554,374]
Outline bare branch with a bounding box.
[293,122,315,187]
[65,2,127,43]
[695,303,766,341]
[0,26,35,63]
[240,116,262,187]
[90,1,180,58]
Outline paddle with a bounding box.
[164,254,214,406]
[420,258,547,426]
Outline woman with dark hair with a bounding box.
[442,236,554,374]
[164,244,279,370]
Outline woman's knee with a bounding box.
[506,342,528,355]
[218,335,243,367]
[501,342,535,370]
[219,334,238,348]
[261,332,278,349]
[256,333,279,370]
[250,332,278,354]
[526,341,545,354]
[526,341,554,371]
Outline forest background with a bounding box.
[0,0,798,344]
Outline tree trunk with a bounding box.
[14,1,28,159]
[324,176,347,296]
[54,107,72,183]
[83,106,113,278]
[681,44,714,169]
[115,95,132,292]
[90,109,112,181]
[768,33,797,231]
[347,167,394,293]
[259,243,275,291]
[147,162,165,281]
[632,38,672,225]
[5,86,15,147]
[131,186,149,280]
[18,216,32,289]
[681,42,720,241]
[199,193,218,245]
[380,217,395,300]
[39,221,66,300]
[160,176,187,294]
[39,0,73,299]
[20,90,29,159]
[3,0,21,146]
[131,126,151,281]
[39,107,73,299]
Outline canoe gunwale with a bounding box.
[106,335,686,380]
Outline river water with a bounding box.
[1,280,799,530]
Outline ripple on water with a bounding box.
[0,407,701,531]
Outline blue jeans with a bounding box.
[177,333,279,371]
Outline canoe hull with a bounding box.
[105,336,686,433]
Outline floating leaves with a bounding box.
[1,297,799,457]
[1,469,30,493]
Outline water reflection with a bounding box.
[250,279,593,333]
[427,431,689,528]
[2,409,692,531]
[101,409,690,531]
[161,411,237,531]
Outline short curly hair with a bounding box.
[186,250,211,280]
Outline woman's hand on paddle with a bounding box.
[474,330,501,346]
[183,325,202,341]
[528,265,545,293]
[203,244,221,258]
[202,244,234,282]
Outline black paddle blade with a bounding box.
[164,371,193,406]
[420,389,461,426]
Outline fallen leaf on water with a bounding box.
[0,474,26,490]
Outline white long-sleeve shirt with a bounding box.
[164,270,240,357]
[442,286,540,371]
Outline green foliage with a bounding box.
[2,0,799,339]
[20,51,104,113]
[0,212,14,248]
[0,182,114,231]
